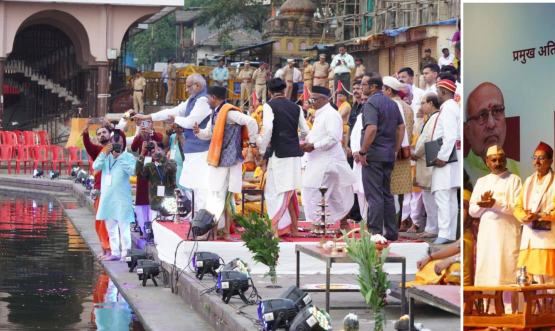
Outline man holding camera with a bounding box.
[135,142,177,221]
[193,86,259,240]
[82,118,127,260]
[93,129,136,262]
[131,119,163,235]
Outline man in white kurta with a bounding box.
[133,73,212,212]
[258,78,310,237]
[300,86,356,230]
[430,78,461,244]
[194,86,259,240]
[470,145,522,314]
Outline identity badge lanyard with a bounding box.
[155,164,166,197]
[106,157,117,186]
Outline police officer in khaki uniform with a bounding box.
[252,62,268,103]
[312,54,329,87]
[281,59,295,100]
[131,70,147,112]
[166,58,177,105]
[302,57,314,92]
[238,60,254,108]
[354,58,366,82]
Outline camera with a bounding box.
[146,141,156,151]
[112,129,122,153]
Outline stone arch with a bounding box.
[3,7,93,65]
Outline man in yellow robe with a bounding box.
[514,142,555,290]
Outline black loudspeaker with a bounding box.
[187,209,215,241]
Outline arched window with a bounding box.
[299,41,307,49]
[287,41,294,50]
[274,41,281,50]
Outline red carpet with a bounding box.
[157,220,424,244]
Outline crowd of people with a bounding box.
[83,44,461,264]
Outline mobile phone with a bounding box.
[91,118,103,125]
[141,121,149,127]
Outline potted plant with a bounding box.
[341,224,391,331]
[235,212,281,286]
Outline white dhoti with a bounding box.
[180,151,210,212]
[302,168,354,223]
[422,190,438,234]
[205,163,242,229]
[353,161,368,221]
[434,188,459,240]
[401,191,424,226]
[265,156,302,235]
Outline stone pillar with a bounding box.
[0,58,5,122]
[96,62,109,117]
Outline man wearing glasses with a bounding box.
[133,73,212,213]
[464,82,520,184]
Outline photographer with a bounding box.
[131,119,163,235]
[135,142,177,222]
[82,118,127,260]
[93,129,136,262]
[162,122,187,191]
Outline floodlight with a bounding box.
[136,259,160,286]
[33,168,44,178]
[144,221,153,242]
[289,305,332,331]
[187,209,215,240]
[217,270,250,304]
[279,285,312,310]
[126,249,147,272]
[192,252,221,280]
[258,298,298,331]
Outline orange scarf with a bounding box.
[207,103,249,167]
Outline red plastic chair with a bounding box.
[30,146,50,173]
[1,131,20,158]
[23,131,39,147]
[66,147,84,174]
[49,146,68,173]
[38,131,51,146]
[14,145,31,174]
[0,146,13,174]
[12,130,24,145]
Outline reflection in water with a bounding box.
[0,191,143,331]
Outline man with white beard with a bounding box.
[133,73,212,212]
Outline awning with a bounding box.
[224,40,276,56]
[300,43,335,51]
[382,19,457,37]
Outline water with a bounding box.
[0,190,144,331]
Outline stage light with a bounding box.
[217,270,251,304]
[75,169,88,184]
[289,305,332,331]
[33,168,44,178]
[222,258,251,275]
[258,298,299,331]
[126,249,147,272]
[175,189,192,217]
[159,196,178,218]
[279,285,312,310]
[144,221,154,242]
[85,175,95,190]
[49,170,60,180]
[193,252,221,280]
[187,209,215,240]
[70,167,83,177]
[136,259,160,286]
